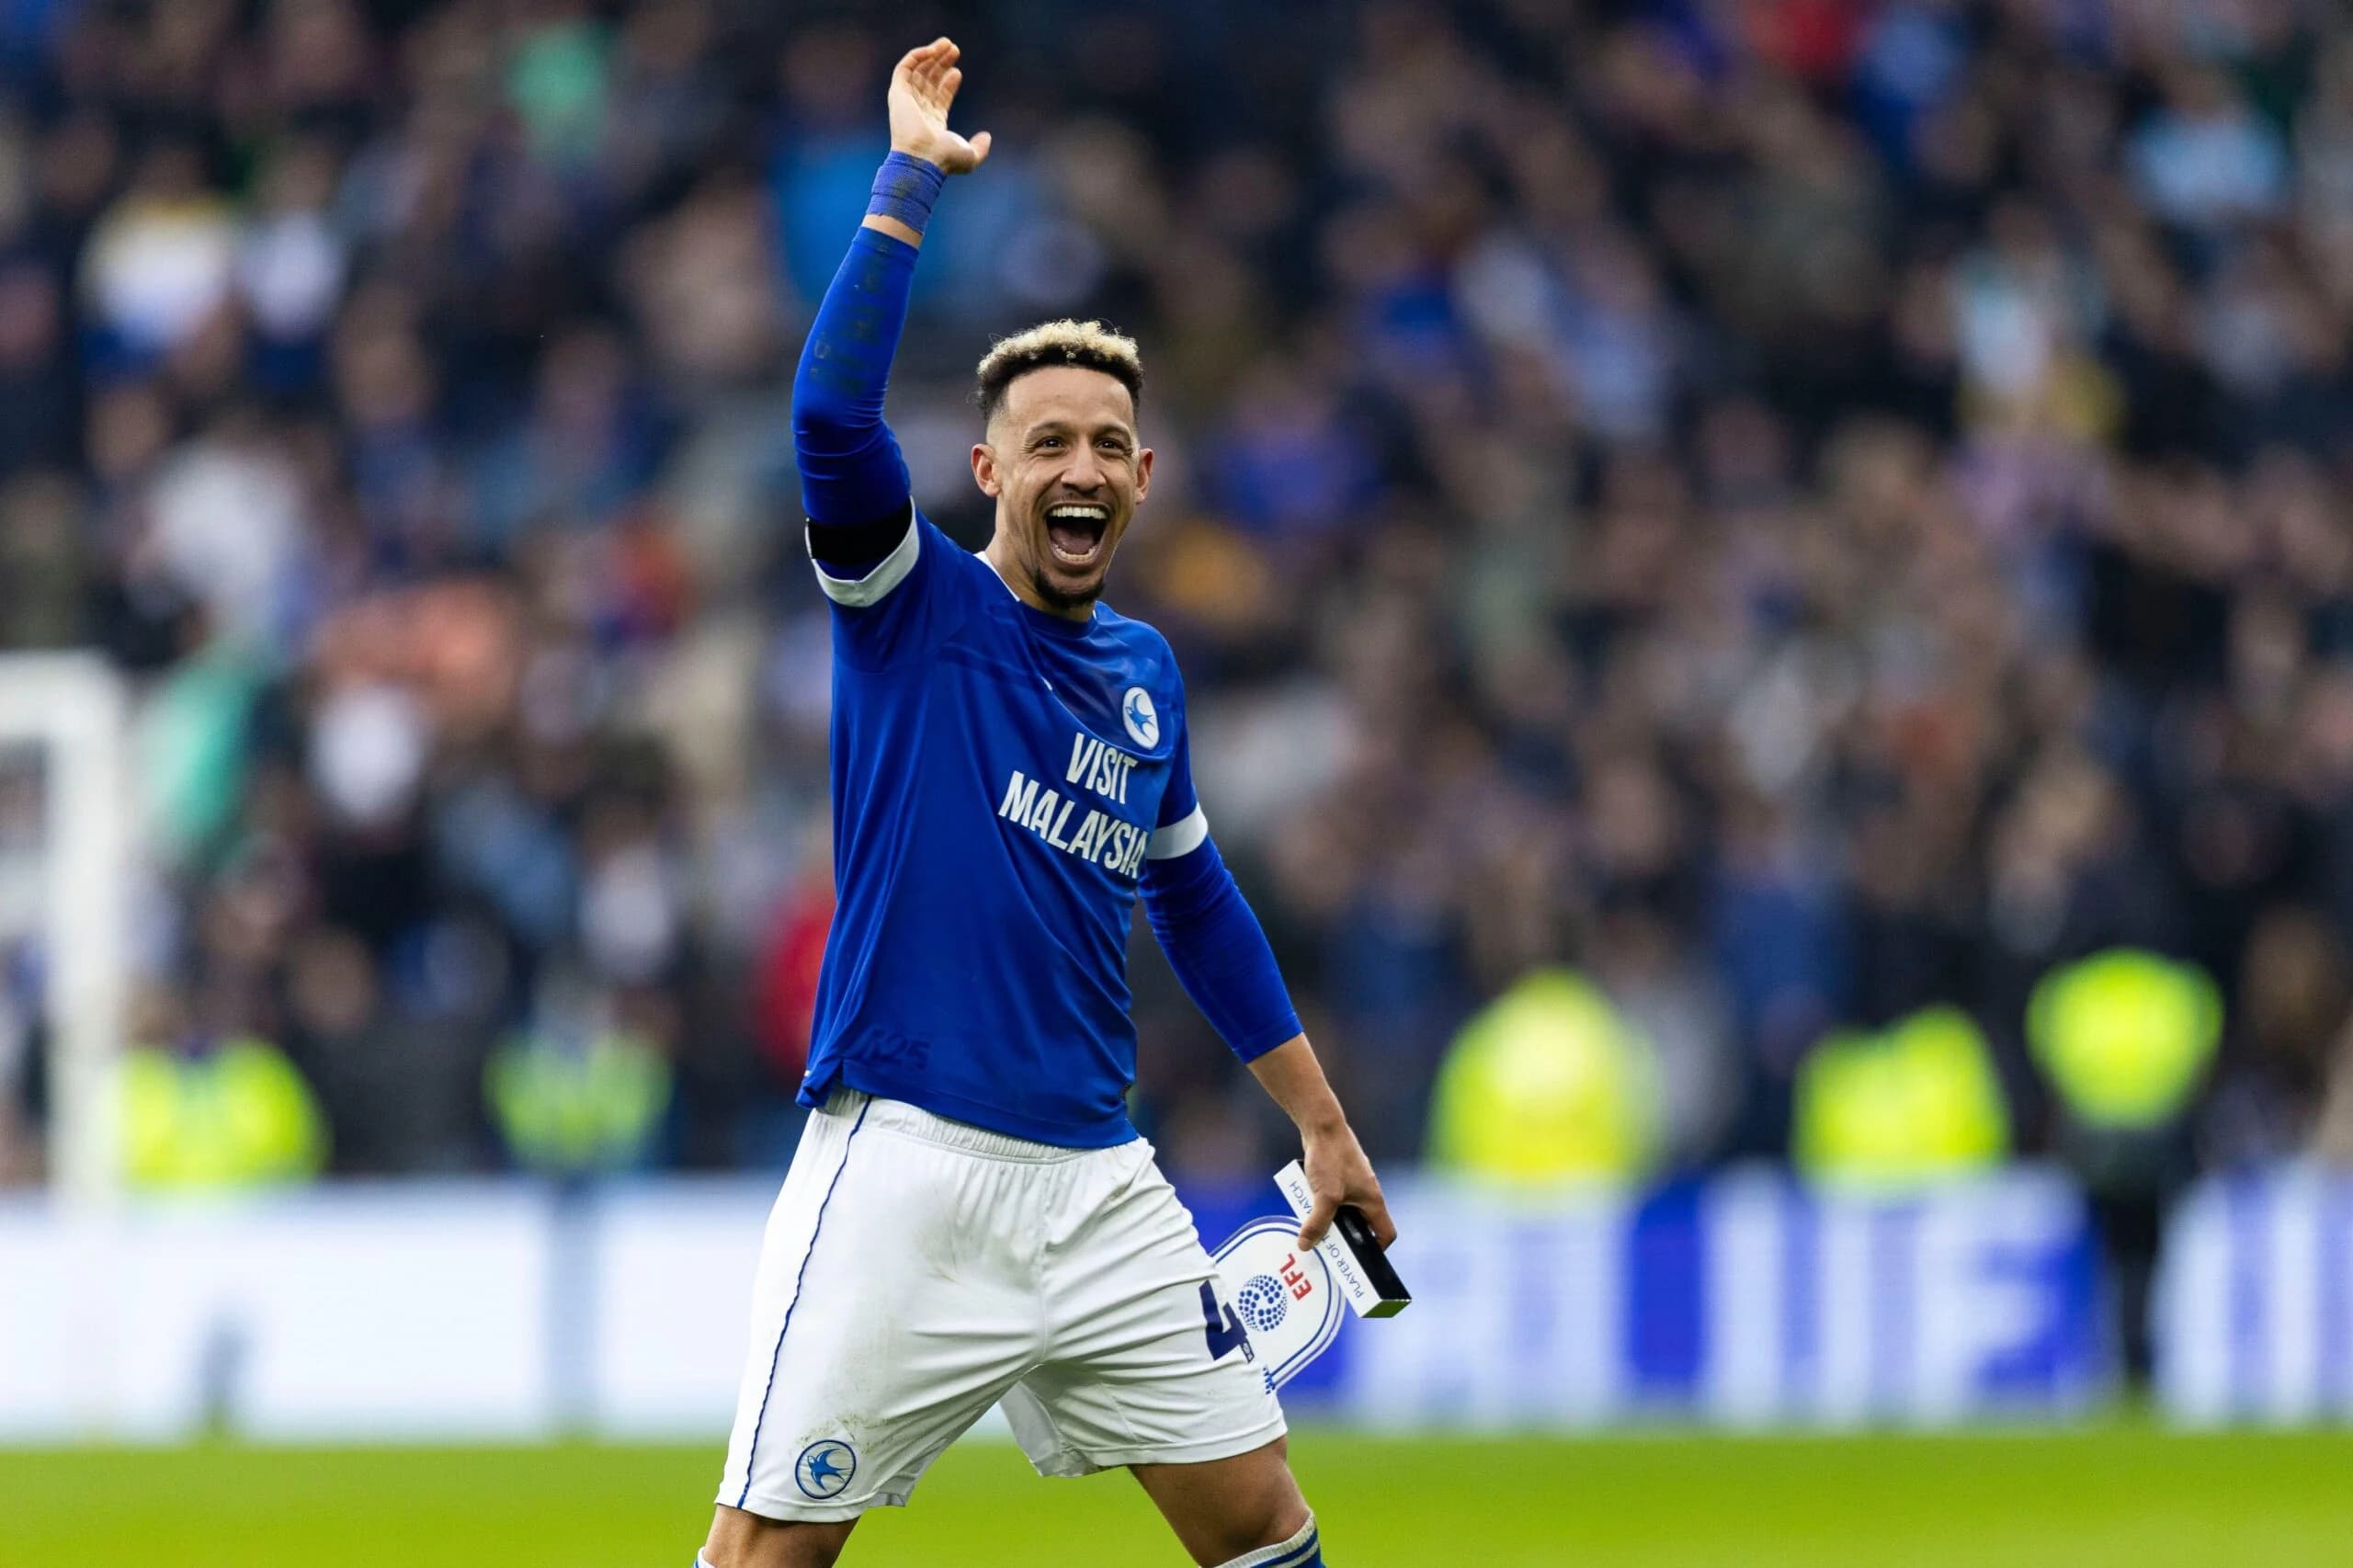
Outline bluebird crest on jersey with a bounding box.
[794,1438,858,1500]
[1122,686,1160,747]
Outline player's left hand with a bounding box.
[1297,1120,1396,1252]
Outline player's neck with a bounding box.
[983,535,1097,622]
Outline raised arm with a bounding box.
[794,38,991,558]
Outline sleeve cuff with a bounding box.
[1147,804,1210,860]
[809,501,919,607]
[1230,1015,1305,1063]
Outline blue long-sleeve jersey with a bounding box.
[793,222,1300,1147]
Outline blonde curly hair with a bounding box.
[974,319,1144,426]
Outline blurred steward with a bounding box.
[120,983,326,1189]
[1425,967,1659,1186]
[1793,1006,2009,1188]
[2027,949,2222,1384]
[484,971,674,1176]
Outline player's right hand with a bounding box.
[889,37,992,175]
[1298,1119,1398,1253]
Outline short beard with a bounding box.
[1029,560,1102,613]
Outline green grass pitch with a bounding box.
[8,1426,2352,1566]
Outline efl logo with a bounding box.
[1211,1219,1344,1389]
[1238,1251,1318,1335]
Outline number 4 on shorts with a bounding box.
[1197,1281,1255,1363]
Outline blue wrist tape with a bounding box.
[867,152,946,235]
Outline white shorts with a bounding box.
[716,1090,1287,1523]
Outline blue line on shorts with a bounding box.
[737,1097,872,1507]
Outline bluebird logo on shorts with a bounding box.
[796,1438,858,1500]
[1238,1273,1290,1334]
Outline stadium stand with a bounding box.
[1,0,2351,1193]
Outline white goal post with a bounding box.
[0,652,131,1208]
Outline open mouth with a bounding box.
[1045,503,1110,568]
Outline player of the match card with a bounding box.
[1272,1161,1412,1319]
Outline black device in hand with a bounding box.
[1330,1204,1411,1317]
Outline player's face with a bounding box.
[974,366,1153,614]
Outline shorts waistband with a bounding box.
[822,1090,1094,1162]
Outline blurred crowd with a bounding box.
[6,0,2353,1185]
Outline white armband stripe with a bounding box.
[808,501,920,608]
[1147,804,1210,860]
